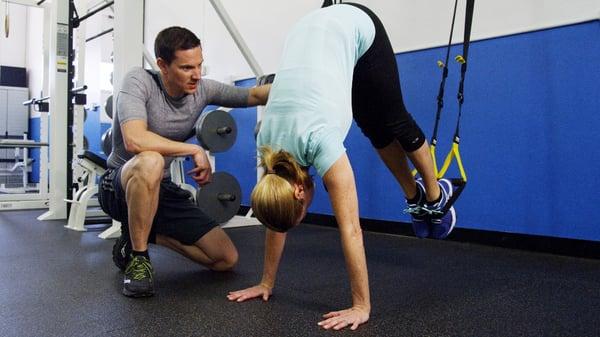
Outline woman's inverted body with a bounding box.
[228,3,457,331]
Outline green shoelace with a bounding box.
[126,256,153,281]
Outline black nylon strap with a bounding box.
[322,0,342,7]
[453,0,475,140]
[429,0,475,143]
[431,0,460,145]
[145,69,162,88]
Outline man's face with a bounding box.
[160,46,203,96]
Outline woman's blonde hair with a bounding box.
[251,146,312,232]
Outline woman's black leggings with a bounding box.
[345,2,426,152]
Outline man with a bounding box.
[98,26,270,298]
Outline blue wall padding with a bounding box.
[223,21,600,241]
[394,20,600,241]
[28,117,40,183]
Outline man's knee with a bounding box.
[208,242,239,271]
[212,246,239,271]
[125,151,164,186]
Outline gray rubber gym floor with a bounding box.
[1,210,599,337]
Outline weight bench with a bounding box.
[65,151,118,236]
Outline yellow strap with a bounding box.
[412,143,439,178]
[430,144,439,177]
[437,142,467,182]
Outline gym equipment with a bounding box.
[4,1,8,38]
[1,84,83,211]
[101,128,112,156]
[104,95,113,119]
[254,73,275,140]
[64,151,109,232]
[0,133,48,194]
[257,73,275,86]
[414,0,475,214]
[322,0,343,7]
[196,172,241,224]
[0,139,49,148]
[85,28,113,43]
[195,109,237,153]
[254,120,261,141]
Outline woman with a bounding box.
[227,3,456,331]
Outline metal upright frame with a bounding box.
[96,0,144,239]
[0,0,67,214]
[208,0,264,228]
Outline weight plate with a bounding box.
[105,95,113,119]
[101,128,112,156]
[196,171,241,223]
[195,109,237,153]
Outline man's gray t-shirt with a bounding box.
[108,67,250,173]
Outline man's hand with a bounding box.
[187,148,212,186]
[318,306,370,331]
[248,84,271,106]
[227,284,272,302]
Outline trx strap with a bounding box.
[322,0,342,8]
[145,69,162,88]
[436,0,474,184]
[428,0,460,176]
[415,0,475,214]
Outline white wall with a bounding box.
[368,0,600,53]
[143,0,599,82]
[0,3,28,67]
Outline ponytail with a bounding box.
[251,146,311,232]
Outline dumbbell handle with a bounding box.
[217,193,236,201]
[216,126,232,135]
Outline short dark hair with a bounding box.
[154,26,201,64]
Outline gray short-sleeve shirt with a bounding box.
[107,67,249,173]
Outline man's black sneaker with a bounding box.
[112,232,131,271]
[122,255,155,298]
